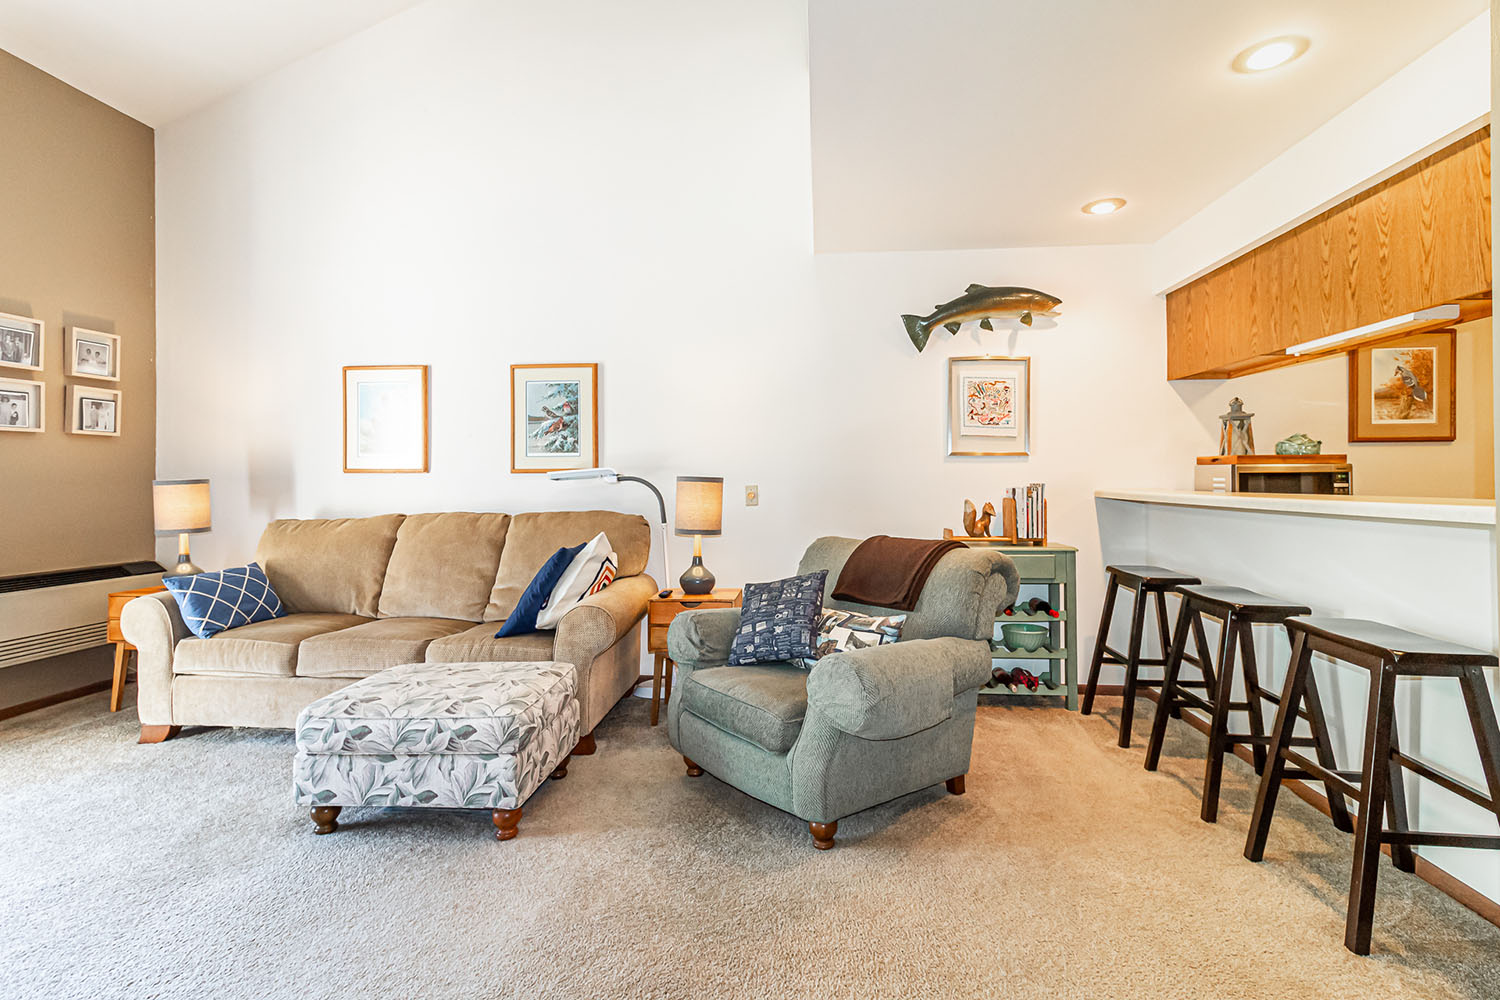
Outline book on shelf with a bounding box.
[1004,483,1045,540]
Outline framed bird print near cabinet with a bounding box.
[948,356,1031,457]
[1348,330,1455,442]
[510,363,599,473]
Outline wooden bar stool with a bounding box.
[1245,616,1500,955]
[1081,564,1201,748]
[1143,585,1314,823]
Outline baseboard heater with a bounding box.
[0,562,165,670]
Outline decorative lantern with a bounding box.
[1218,398,1256,456]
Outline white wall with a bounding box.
[1151,11,1492,294]
[155,0,1213,674]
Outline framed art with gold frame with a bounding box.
[510,362,599,473]
[1348,330,1455,443]
[948,356,1030,456]
[342,365,430,473]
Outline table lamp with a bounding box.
[675,476,723,595]
[153,479,211,577]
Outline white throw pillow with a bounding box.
[534,532,617,629]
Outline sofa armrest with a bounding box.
[120,592,190,726]
[805,636,991,740]
[666,607,741,668]
[555,574,656,658]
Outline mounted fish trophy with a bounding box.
[961,499,996,538]
[901,285,1062,352]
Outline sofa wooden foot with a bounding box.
[946,775,966,795]
[551,754,571,780]
[573,732,597,756]
[311,806,341,835]
[809,821,838,850]
[683,756,704,777]
[492,807,522,841]
[138,725,180,744]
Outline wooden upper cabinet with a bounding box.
[1166,128,1492,380]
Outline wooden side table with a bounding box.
[646,588,741,726]
[108,586,166,712]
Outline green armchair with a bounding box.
[665,536,1018,849]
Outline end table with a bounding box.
[646,588,741,726]
[108,586,166,712]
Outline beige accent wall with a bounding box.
[1183,318,1495,499]
[0,50,156,576]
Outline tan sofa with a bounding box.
[122,510,655,745]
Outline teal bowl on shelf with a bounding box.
[1000,622,1049,652]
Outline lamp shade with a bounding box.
[674,476,723,536]
[153,479,212,535]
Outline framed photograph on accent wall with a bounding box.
[0,311,44,372]
[343,365,430,473]
[1348,329,1456,442]
[66,384,121,436]
[0,377,45,432]
[510,363,599,473]
[67,327,121,381]
[948,356,1030,456]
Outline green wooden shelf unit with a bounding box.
[953,540,1079,710]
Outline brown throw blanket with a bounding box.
[831,535,964,611]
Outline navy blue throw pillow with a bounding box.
[162,562,286,640]
[728,570,828,665]
[496,543,587,637]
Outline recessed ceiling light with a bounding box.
[1082,198,1126,216]
[1232,35,1310,74]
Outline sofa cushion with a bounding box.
[173,613,371,678]
[728,571,827,666]
[425,622,556,664]
[255,514,405,617]
[296,617,474,679]
[377,512,511,621]
[496,543,585,637]
[485,510,651,621]
[680,664,808,754]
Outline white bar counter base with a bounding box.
[1095,489,1496,526]
[1094,487,1500,905]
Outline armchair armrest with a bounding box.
[120,591,191,726]
[805,636,991,740]
[666,607,742,668]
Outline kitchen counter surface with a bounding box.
[1094,489,1496,526]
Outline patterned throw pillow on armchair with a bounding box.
[727,570,828,666]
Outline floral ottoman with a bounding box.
[292,660,581,840]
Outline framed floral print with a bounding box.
[510,363,599,473]
[343,365,430,473]
[1348,330,1456,442]
[948,356,1030,456]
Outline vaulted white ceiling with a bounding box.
[0,0,426,126]
[809,0,1489,251]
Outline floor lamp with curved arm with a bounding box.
[546,467,672,597]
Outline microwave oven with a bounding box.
[1194,459,1353,495]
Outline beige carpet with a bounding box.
[2,689,1497,999]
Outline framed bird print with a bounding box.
[1348,330,1455,442]
[510,363,599,473]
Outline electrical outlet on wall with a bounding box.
[745,485,759,506]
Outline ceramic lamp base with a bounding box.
[679,557,716,595]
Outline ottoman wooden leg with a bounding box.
[311,806,341,835]
[492,807,523,841]
[551,754,572,780]
[683,756,704,777]
[809,821,838,850]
